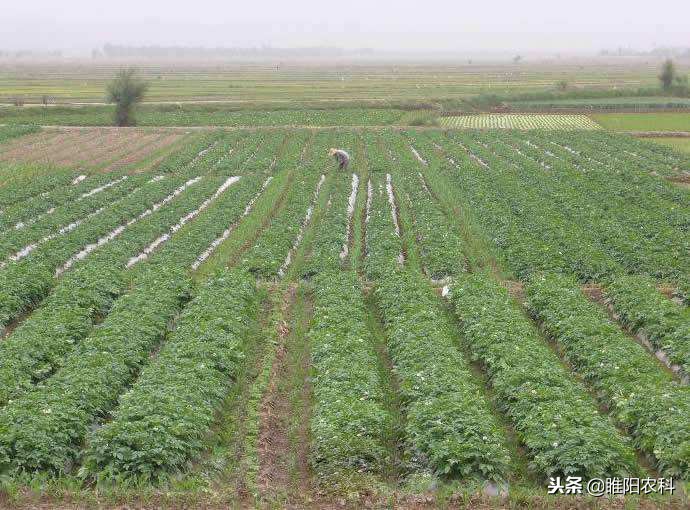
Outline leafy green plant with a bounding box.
[605,274,690,376]
[0,267,192,474]
[526,272,690,478]
[450,272,638,479]
[83,269,257,481]
[373,269,511,481]
[385,130,466,279]
[239,132,334,279]
[309,271,390,477]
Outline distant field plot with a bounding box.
[0,104,407,127]
[592,112,690,132]
[0,128,184,171]
[0,125,39,141]
[0,60,668,104]
[509,96,690,110]
[648,137,690,154]
[440,114,600,130]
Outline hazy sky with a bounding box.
[3,1,689,54]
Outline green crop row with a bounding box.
[528,130,688,206]
[360,148,512,479]
[153,131,227,174]
[362,135,402,281]
[0,131,275,405]
[0,167,81,211]
[605,275,690,377]
[421,129,689,282]
[83,269,257,481]
[449,273,638,478]
[238,132,333,278]
[0,131,227,231]
[0,105,406,127]
[0,131,288,475]
[0,263,124,407]
[0,130,264,332]
[496,131,688,279]
[0,166,264,407]
[426,131,616,281]
[525,273,690,478]
[491,134,670,277]
[507,130,687,210]
[0,173,152,261]
[374,269,511,480]
[300,131,360,277]
[0,266,192,474]
[384,131,466,279]
[301,144,390,477]
[309,270,390,477]
[301,169,353,277]
[0,169,125,232]
[0,173,206,329]
[566,131,690,179]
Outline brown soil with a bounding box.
[30,129,108,164]
[103,133,181,172]
[667,174,690,189]
[5,489,685,510]
[67,131,151,168]
[8,131,82,163]
[0,131,62,161]
[0,128,182,172]
[47,129,114,166]
[657,285,677,300]
[580,283,604,302]
[295,300,314,495]
[73,131,167,170]
[257,284,296,494]
[505,280,526,302]
[208,293,276,499]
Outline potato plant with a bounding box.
[450,272,638,479]
[309,271,390,477]
[239,132,333,278]
[374,269,511,480]
[605,274,690,376]
[526,273,690,478]
[0,168,82,212]
[84,269,257,481]
[0,266,192,474]
[384,131,466,279]
[0,169,129,232]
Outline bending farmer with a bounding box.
[328,148,350,170]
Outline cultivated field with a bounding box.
[0,59,675,104]
[440,114,601,130]
[0,104,410,127]
[0,124,687,509]
[591,112,690,132]
[0,128,186,171]
[650,137,690,154]
[508,96,690,111]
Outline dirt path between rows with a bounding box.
[257,285,295,493]
[257,284,314,499]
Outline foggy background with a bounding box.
[2,0,689,55]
